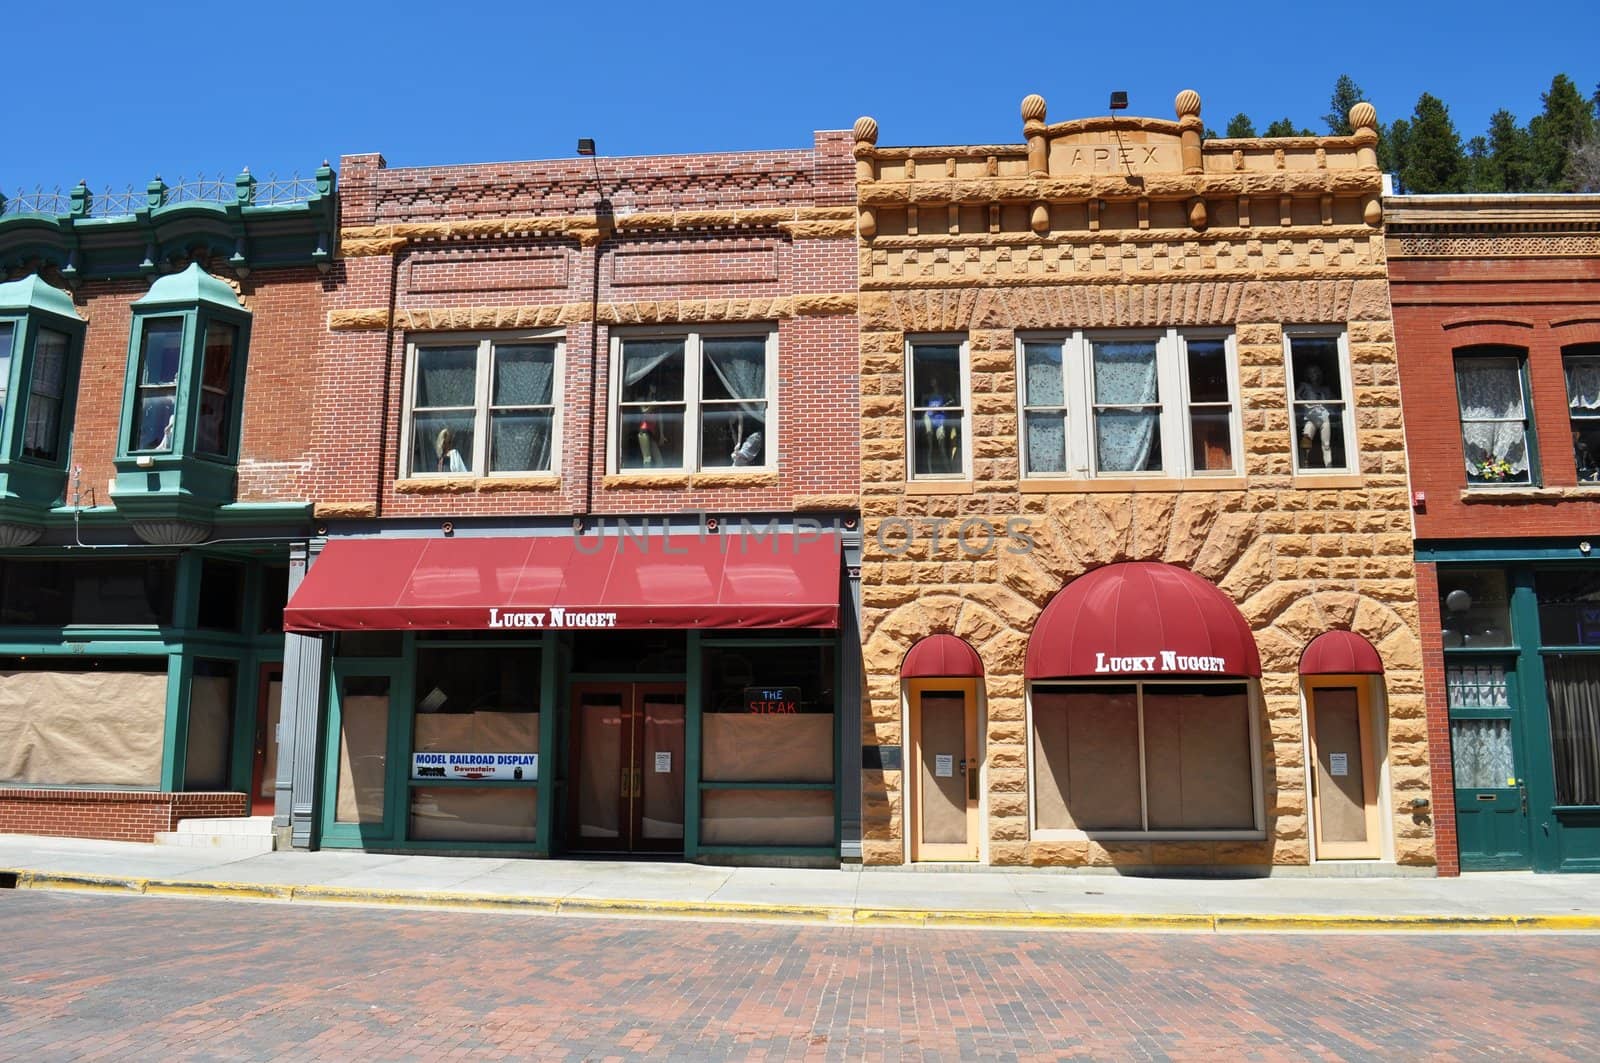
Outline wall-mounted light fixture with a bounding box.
[576,138,596,156]
[1109,91,1129,111]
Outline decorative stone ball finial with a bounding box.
[1174,90,1202,119]
[852,116,879,145]
[1348,101,1378,132]
[1021,94,1047,123]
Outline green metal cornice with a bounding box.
[0,164,336,281]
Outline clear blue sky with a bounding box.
[8,0,1598,193]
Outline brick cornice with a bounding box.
[328,293,859,331]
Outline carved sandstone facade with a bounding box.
[854,94,1432,868]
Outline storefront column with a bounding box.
[840,529,863,862]
[278,540,326,848]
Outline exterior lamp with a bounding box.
[576,138,596,156]
[1109,91,1129,110]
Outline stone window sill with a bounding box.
[1291,474,1365,489]
[1461,485,1600,503]
[1020,476,1247,493]
[396,475,560,494]
[906,480,975,495]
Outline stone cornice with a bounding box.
[339,206,856,257]
[858,172,1381,207]
[328,292,859,331]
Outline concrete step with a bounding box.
[153,831,275,853]
[154,816,275,853]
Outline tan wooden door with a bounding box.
[1306,681,1381,859]
[909,684,980,861]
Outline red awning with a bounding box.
[901,634,984,678]
[284,533,840,632]
[1025,561,1261,680]
[1300,630,1384,675]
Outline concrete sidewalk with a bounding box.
[4,833,1599,931]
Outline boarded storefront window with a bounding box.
[1032,682,1255,834]
[700,643,835,846]
[408,646,540,843]
[183,659,236,791]
[0,660,168,787]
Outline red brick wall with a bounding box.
[0,789,247,843]
[1390,256,1600,540]
[321,131,859,521]
[60,267,333,506]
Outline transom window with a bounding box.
[405,335,560,477]
[1019,330,1238,477]
[1563,348,1600,483]
[1286,330,1356,473]
[1454,347,1534,487]
[614,329,774,473]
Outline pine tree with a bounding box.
[1463,136,1499,192]
[1486,110,1535,192]
[1529,74,1597,190]
[1379,119,1411,186]
[1203,126,1218,140]
[1323,75,1368,136]
[1225,113,1257,138]
[1400,93,1465,194]
[1264,118,1301,137]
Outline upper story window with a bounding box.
[1563,347,1600,483]
[1286,330,1356,474]
[1453,347,1534,487]
[613,328,774,473]
[120,264,251,462]
[908,337,968,478]
[404,334,561,477]
[1019,329,1238,478]
[0,276,84,469]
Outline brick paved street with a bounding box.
[1,891,1596,1061]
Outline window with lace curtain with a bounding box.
[1018,330,1238,478]
[402,334,561,477]
[1563,348,1600,483]
[612,328,774,473]
[1453,348,1535,487]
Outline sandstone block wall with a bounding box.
[855,96,1431,868]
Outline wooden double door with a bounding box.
[568,683,686,853]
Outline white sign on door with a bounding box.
[654,751,672,773]
[1329,752,1349,777]
[935,754,954,778]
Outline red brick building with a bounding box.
[1388,193,1600,873]
[0,170,337,841]
[277,135,864,860]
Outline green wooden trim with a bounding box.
[318,838,547,854]
[160,651,190,791]
[537,631,557,853]
[698,781,834,791]
[1418,543,1596,562]
[684,630,702,858]
[700,637,836,647]
[0,637,172,654]
[406,778,539,789]
[319,658,408,848]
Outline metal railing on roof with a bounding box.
[0,168,329,220]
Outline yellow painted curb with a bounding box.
[924,909,1216,931]
[559,897,847,923]
[1214,913,1517,932]
[143,879,294,902]
[1512,914,1600,931]
[294,885,561,913]
[20,870,148,894]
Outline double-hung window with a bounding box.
[613,328,774,473]
[1453,346,1534,487]
[1019,329,1239,478]
[1563,347,1600,483]
[908,337,968,478]
[1285,330,1357,474]
[0,276,84,478]
[404,335,561,477]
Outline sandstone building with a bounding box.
[853,93,1432,869]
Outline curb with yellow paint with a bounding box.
[5,866,1599,933]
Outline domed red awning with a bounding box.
[901,634,984,679]
[1025,562,1261,681]
[1299,630,1384,675]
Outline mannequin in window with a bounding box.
[435,426,467,473]
[730,430,763,466]
[1296,363,1335,467]
[921,374,960,473]
[634,385,663,468]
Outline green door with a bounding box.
[1447,658,1533,870]
[319,661,407,848]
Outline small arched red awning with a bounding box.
[1025,562,1261,680]
[901,634,984,678]
[1300,630,1384,675]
